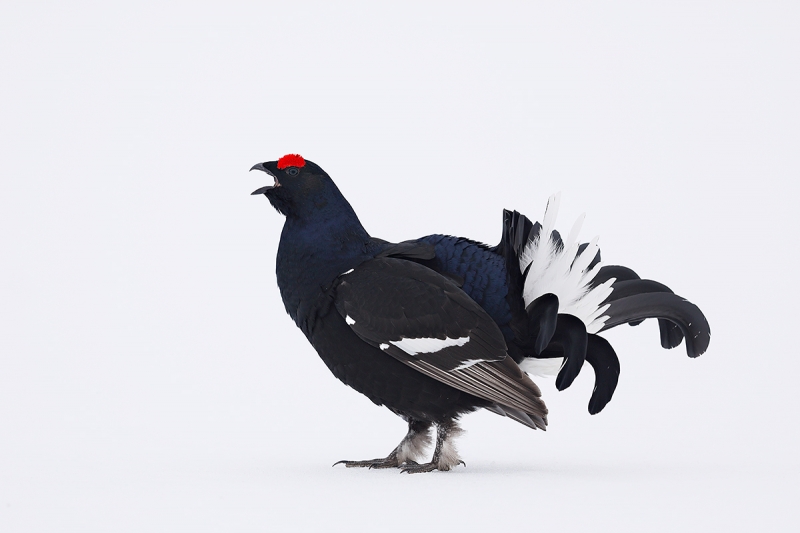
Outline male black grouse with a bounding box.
[250,153,710,473]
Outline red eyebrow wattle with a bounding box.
[277,154,306,169]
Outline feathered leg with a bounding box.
[333,419,432,469]
[400,420,466,474]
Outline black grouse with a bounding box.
[250,154,710,473]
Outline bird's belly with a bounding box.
[309,311,488,423]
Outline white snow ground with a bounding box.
[1,2,798,531]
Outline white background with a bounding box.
[2,1,798,531]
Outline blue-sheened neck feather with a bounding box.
[274,183,380,334]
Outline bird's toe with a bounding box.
[333,457,401,469]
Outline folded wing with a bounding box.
[333,255,548,430]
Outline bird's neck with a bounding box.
[275,207,377,331]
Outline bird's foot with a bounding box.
[333,456,405,469]
[400,460,465,474]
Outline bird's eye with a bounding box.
[286,168,299,176]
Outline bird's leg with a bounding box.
[333,419,432,469]
[400,420,466,474]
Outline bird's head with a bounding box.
[250,154,343,219]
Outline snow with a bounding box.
[1,1,799,532]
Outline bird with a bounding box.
[250,153,710,473]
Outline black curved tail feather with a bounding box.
[599,293,711,358]
[592,265,640,287]
[553,315,588,391]
[525,293,559,355]
[603,278,687,346]
[594,265,647,325]
[538,314,588,391]
[659,318,685,350]
[585,334,620,415]
[603,279,673,302]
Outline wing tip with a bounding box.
[486,403,548,431]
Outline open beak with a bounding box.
[250,162,280,195]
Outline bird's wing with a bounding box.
[333,256,547,429]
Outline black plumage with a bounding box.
[250,154,711,472]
